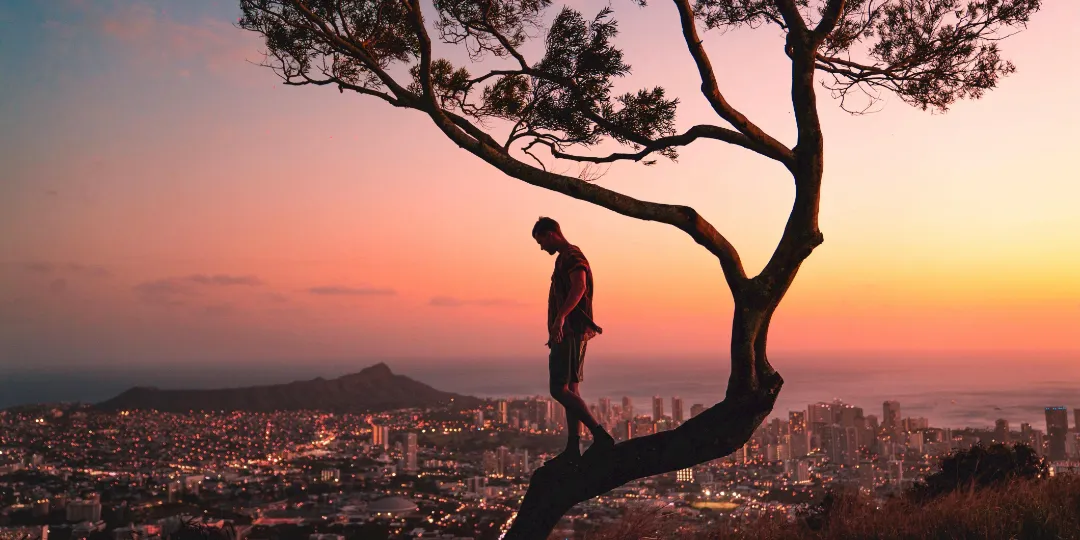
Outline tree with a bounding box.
[235,0,1040,537]
[909,443,1048,502]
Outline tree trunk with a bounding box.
[503,302,782,540]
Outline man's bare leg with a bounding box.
[550,383,614,460]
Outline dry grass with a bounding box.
[590,476,1080,540]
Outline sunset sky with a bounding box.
[1,0,1078,376]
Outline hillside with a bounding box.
[96,363,482,413]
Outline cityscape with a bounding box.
[3,395,1079,540]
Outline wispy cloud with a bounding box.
[308,286,397,296]
[200,303,235,317]
[429,296,526,308]
[95,3,262,82]
[22,262,110,278]
[134,274,262,305]
[187,274,262,286]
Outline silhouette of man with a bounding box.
[532,217,615,462]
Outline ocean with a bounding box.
[2,354,1078,430]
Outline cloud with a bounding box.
[187,274,262,286]
[95,3,263,83]
[308,286,397,296]
[21,262,111,278]
[134,273,263,304]
[429,296,527,308]
[200,303,235,317]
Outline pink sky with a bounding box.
[1,0,1077,371]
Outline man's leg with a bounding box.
[567,337,615,454]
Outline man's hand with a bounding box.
[549,316,566,345]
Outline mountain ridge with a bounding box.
[96,363,481,413]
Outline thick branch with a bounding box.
[673,0,794,168]
[814,0,847,37]
[505,383,781,539]
[772,0,808,34]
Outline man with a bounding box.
[532,217,615,462]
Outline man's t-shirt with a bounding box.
[548,245,602,341]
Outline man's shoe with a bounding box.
[545,449,580,465]
[582,432,615,458]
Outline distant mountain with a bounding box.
[96,363,482,413]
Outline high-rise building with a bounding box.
[789,411,808,457]
[598,397,612,425]
[321,468,340,482]
[497,400,508,424]
[883,401,901,437]
[994,419,1010,444]
[652,396,664,421]
[371,424,390,450]
[405,433,418,471]
[1046,407,1069,461]
[622,397,634,421]
[808,402,835,424]
[475,410,485,429]
[690,404,706,418]
[671,397,684,424]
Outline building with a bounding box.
[367,497,418,518]
[321,468,340,482]
[598,397,612,425]
[1046,407,1069,461]
[652,396,664,421]
[622,397,634,420]
[690,403,706,419]
[0,527,48,540]
[789,410,808,458]
[466,476,487,494]
[883,400,901,437]
[65,500,101,523]
[404,432,419,471]
[676,468,694,483]
[671,397,684,425]
[497,400,508,424]
[994,419,1011,444]
[371,423,390,450]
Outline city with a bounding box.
[3,397,1078,540]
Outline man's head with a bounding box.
[532,217,564,255]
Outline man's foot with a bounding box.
[545,448,580,465]
[582,428,615,458]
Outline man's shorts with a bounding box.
[549,332,588,385]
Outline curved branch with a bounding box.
[813,0,847,38]
[395,0,751,289]
[506,383,782,539]
[540,123,794,167]
[673,0,794,168]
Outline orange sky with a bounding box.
[1,0,1077,371]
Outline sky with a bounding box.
[1,0,1078,378]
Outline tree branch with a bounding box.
[506,385,781,539]
[400,0,750,291]
[813,0,847,37]
[540,123,793,166]
[673,0,795,169]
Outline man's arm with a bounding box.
[556,269,587,323]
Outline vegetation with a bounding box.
[590,445,1075,539]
